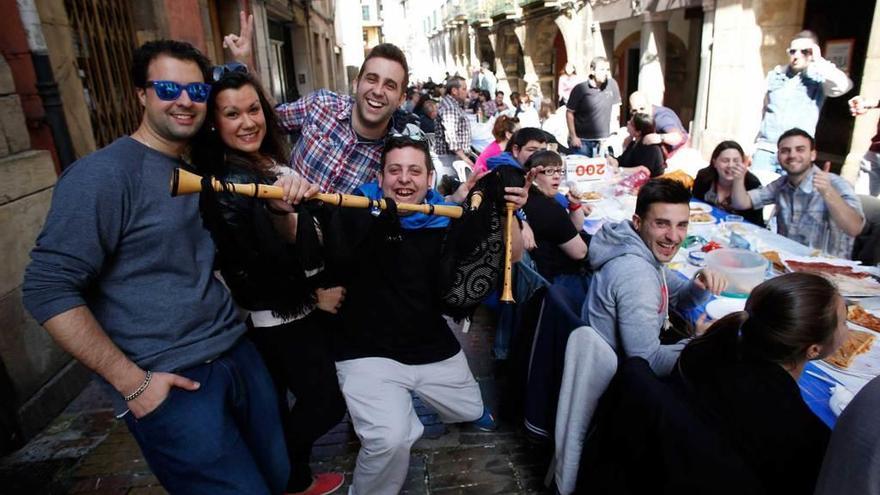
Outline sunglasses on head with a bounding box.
[788,48,813,56]
[146,80,211,103]
[212,62,248,82]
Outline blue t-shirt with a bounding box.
[23,137,245,376]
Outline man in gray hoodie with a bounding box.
[582,179,727,376]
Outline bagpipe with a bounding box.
[170,165,526,306]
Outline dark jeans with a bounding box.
[123,339,288,495]
[248,311,347,492]
[577,138,608,158]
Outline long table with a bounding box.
[583,193,877,428]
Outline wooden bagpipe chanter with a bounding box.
[171,164,526,305]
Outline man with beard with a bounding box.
[583,179,727,376]
[22,40,288,493]
[731,128,864,259]
[566,57,621,158]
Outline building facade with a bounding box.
[418,0,879,174]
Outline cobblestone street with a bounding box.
[0,308,552,494]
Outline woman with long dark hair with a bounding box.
[692,140,765,226]
[191,69,346,495]
[676,272,849,494]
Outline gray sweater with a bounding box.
[23,137,245,374]
[582,220,709,376]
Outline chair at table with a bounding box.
[852,194,880,265]
[452,160,472,183]
[523,284,586,440]
[575,358,765,494]
[550,326,617,495]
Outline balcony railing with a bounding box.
[466,0,492,23]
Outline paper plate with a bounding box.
[689,201,712,213]
[580,195,604,204]
[705,297,747,321]
[689,216,717,225]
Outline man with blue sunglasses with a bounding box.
[23,40,288,494]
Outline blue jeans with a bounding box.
[551,273,591,306]
[123,339,289,494]
[577,139,607,158]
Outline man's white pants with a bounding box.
[336,351,484,495]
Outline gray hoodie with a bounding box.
[582,220,709,376]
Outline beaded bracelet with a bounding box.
[124,370,152,402]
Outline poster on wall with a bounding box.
[825,39,855,75]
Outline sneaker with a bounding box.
[472,407,498,432]
[287,472,345,495]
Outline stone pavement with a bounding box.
[0,307,553,494]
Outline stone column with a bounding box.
[488,30,511,98]
[691,0,716,151]
[444,28,454,73]
[600,22,616,69]
[469,25,479,68]
[513,21,536,92]
[591,22,605,58]
[638,11,669,107]
[555,4,592,73]
[842,3,880,184]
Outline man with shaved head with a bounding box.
[628,91,688,156]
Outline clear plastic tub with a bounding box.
[705,248,768,297]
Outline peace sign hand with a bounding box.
[223,10,254,62]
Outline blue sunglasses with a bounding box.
[146,80,212,103]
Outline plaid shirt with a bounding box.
[435,95,471,156]
[748,166,864,258]
[276,90,384,193]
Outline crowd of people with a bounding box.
[18,9,880,495]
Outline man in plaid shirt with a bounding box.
[224,15,410,194]
[224,13,410,194]
[731,128,865,258]
[275,44,409,193]
[435,76,474,176]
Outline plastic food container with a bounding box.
[705,248,768,297]
[687,250,707,267]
